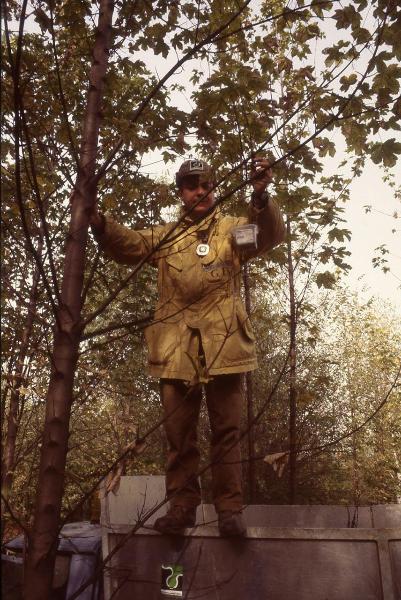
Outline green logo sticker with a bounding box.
[161,564,183,597]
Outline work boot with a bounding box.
[154,505,196,535]
[218,510,246,537]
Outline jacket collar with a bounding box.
[179,205,221,230]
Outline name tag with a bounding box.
[202,260,231,273]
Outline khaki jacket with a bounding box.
[95,199,285,382]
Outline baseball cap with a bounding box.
[175,159,214,187]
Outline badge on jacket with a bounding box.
[196,243,210,256]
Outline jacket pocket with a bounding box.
[163,250,183,292]
[200,247,232,284]
[236,303,256,342]
[144,321,178,366]
[165,251,183,272]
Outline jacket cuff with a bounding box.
[251,190,270,210]
[91,213,106,239]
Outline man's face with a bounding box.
[179,175,215,217]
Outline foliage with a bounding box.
[248,283,400,504]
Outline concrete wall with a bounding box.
[100,476,401,600]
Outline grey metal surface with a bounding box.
[65,554,100,600]
[5,521,102,554]
[390,541,401,600]
[204,503,376,528]
[101,475,167,527]
[104,530,401,600]
[3,522,103,600]
[374,505,401,528]
[100,476,400,529]
[100,476,401,600]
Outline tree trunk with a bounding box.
[1,333,19,435]
[350,398,360,507]
[1,241,42,543]
[23,2,114,598]
[243,263,256,503]
[286,216,297,504]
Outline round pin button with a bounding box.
[196,243,210,256]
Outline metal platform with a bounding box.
[100,476,401,600]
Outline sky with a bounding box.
[343,162,400,307]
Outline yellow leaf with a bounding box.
[298,392,315,405]
[264,451,289,478]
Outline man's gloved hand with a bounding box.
[250,156,273,208]
[89,205,105,234]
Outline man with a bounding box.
[91,157,285,536]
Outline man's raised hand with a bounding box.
[89,204,104,233]
[250,156,273,197]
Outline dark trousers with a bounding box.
[160,374,243,513]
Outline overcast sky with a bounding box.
[343,163,400,306]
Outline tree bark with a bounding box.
[286,216,297,504]
[350,396,360,507]
[1,334,18,439]
[243,263,256,503]
[23,2,114,598]
[1,240,42,543]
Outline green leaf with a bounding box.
[333,6,361,30]
[371,138,401,168]
[327,227,351,243]
[339,73,358,92]
[353,27,371,44]
[312,137,336,157]
[33,8,51,32]
[315,271,336,289]
[372,64,401,96]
